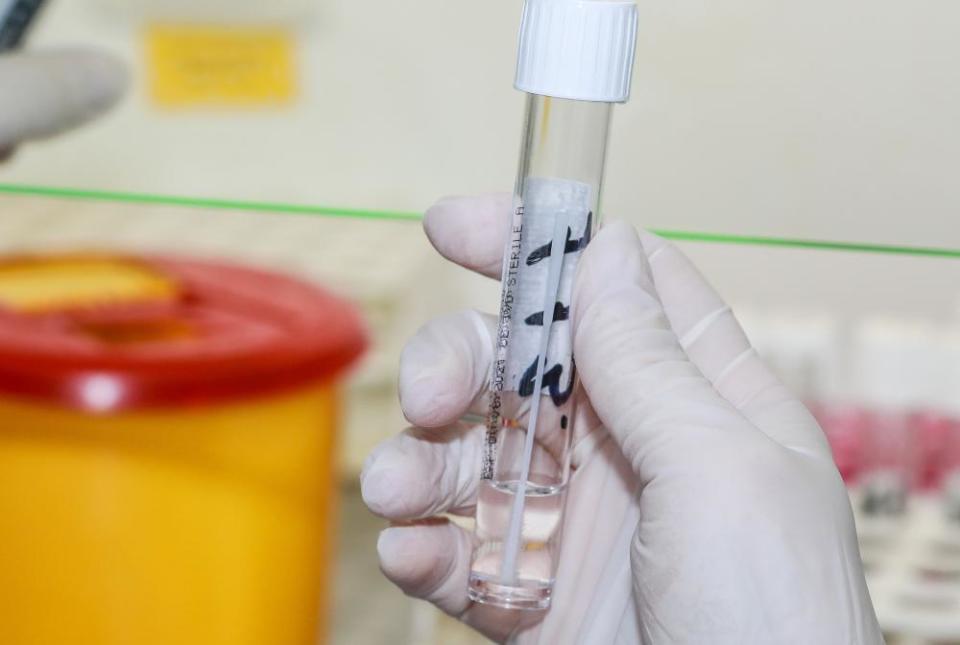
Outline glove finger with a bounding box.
[387,303,590,521]
[424,193,512,280]
[641,233,831,457]
[361,422,483,520]
[0,48,128,148]
[400,306,594,471]
[377,520,533,642]
[399,309,496,428]
[572,220,756,477]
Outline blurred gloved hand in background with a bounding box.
[361,194,884,644]
[0,48,127,161]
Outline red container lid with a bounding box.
[0,253,367,412]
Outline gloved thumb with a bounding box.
[0,48,128,149]
[573,220,749,480]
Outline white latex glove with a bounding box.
[0,48,128,159]
[361,194,884,644]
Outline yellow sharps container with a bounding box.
[0,253,366,645]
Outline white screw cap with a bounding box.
[514,0,639,103]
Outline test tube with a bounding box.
[468,0,638,610]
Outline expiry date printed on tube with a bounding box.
[504,177,592,407]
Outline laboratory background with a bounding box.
[1,0,959,643]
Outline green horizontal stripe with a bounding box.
[0,182,422,221]
[651,229,960,259]
[1,182,956,259]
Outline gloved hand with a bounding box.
[361,194,884,644]
[0,48,128,160]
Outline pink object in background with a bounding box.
[813,403,870,485]
[906,412,958,492]
[814,404,960,495]
[941,419,960,490]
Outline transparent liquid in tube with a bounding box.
[472,479,565,588]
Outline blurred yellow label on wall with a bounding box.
[146,24,297,107]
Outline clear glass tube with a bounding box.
[468,93,613,610]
